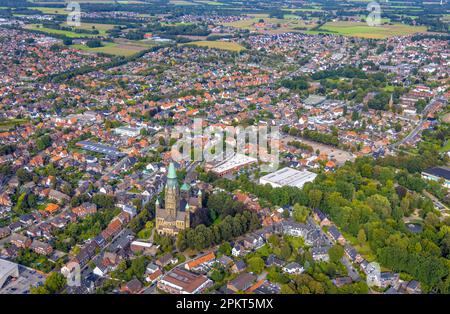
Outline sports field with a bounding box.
[184,40,245,52]
[312,21,427,39]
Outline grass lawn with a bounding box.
[314,21,427,39]
[440,140,450,153]
[184,40,245,52]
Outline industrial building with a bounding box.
[0,259,19,289]
[259,167,317,188]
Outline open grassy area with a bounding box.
[221,16,318,34]
[313,21,427,39]
[0,118,28,131]
[184,40,245,52]
[72,41,147,56]
[170,0,198,5]
[24,24,102,38]
[60,22,116,36]
[28,7,70,15]
[193,0,226,5]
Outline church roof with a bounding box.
[181,182,190,191]
[167,162,177,179]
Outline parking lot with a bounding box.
[0,265,45,294]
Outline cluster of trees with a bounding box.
[31,272,66,294]
[287,140,313,152]
[311,66,367,80]
[211,150,449,291]
[145,22,211,36]
[176,211,260,251]
[305,157,450,291]
[280,76,309,90]
[207,191,244,220]
[367,92,391,111]
[54,207,120,252]
[283,125,339,147]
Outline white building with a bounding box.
[260,167,317,188]
[114,126,142,137]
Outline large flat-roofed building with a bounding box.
[0,259,19,289]
[114,126,142,137]
[260,167,317,188]
[76,141,125,157]
[422,167,450,189]
[157,268,212,294]
[209,153,258,177]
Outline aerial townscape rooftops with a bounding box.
[0,0,448,306]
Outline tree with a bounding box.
[218,242,232,256]
[366,194,391,218]
[247,256,265,274]
[357,229,366,244]
[292,204,309,223]
[308,189,323,209]
[328,245,344,263]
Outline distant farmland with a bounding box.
[183,40,245,52]
[311,21,427,39]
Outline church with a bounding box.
[155,163,202,237]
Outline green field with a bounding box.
[313,21,427,39]
[73,42,137,56]
[73,39,155,56]
[184,40,245,52]
[60,22,115,36]
[222,15,318,34]
[29,7,70,15]
[0,118,28,131]
[25,24,102,38]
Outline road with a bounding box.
[390,97,443,149]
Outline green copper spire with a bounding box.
[181,182,190,191]
[167,162,177,179]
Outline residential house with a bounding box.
[282,262,304,275]
[227,272,256,292]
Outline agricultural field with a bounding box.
[73,39,155,56]
[24,24,102,38]
[183,40,245,52]
[0,118,28,131]
[193,0,226,5]
[221,15,318,34]
[60,22,116,36]
[312,21,427,39]
[169,0,199,5]
[28,7,70,15]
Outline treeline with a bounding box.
[288,140,313,152]
[280,76,309,90]
[282,125,339,147]
[311,66,367,80]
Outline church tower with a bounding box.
[165,163,179,217]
